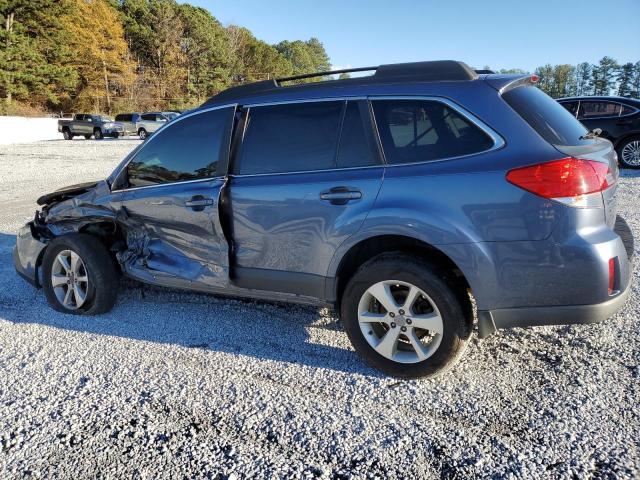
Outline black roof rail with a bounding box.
[208,60,478,104]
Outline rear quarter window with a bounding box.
[502,86,589,146]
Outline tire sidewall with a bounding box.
[341,256,469,378]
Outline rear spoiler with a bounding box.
[484,74,539,94]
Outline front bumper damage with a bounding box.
[13,223,47,287]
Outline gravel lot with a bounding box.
[0,139,638,479]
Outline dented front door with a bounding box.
[115,105,235,288]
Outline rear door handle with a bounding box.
[320,187,362,205]
[185,196,214,211]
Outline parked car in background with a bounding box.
[16,61,633,379]
[558,96,640,168]
[161,111,181,121]
[57,114,124,140]
[114,112,170,139]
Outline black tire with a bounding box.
[42,234,119,315]
[84,134,91,140]
[94,128,103,140]
[138,128,147,140]
[617,135,640,169]
[340,253,471,379]
[62,128,73,140]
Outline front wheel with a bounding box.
[341,253,471,379]
[138,128,147,140]
[617,136,640,169]
[42,234,119,315]
[62,129,73,140]
[94,128,103,140]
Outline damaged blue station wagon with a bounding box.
[13,61,634,378]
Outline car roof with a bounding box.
[202,60,481,108]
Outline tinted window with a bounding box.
[337,102,379,168]
[503,86,589,145]
[126,107,232,188]
[372,99,494,164]
[578,101,621,118]
[237,101,343,175]
[141,113,157,121]
[115,114,124,121]
[559,101,578,116]
[621,104,638,115]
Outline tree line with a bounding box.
[0,0,331,115]
[1,0,639,116]
[486,57,640,99]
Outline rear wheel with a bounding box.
[42,234,119,315]
[617,136,640,169]
[341,253,471,379]
[138,128,147,140]
[84,134,91,140]
[94,128,103,140]
[62,128,73,140]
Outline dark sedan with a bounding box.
[558,96,640,168]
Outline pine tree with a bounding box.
[574,62,592,96]
[617,62,634,97]
[591,56,619,95]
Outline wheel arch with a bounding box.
[330,234,476,321]
[613,131,640,150]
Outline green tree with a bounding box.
[552,64,576,98]
[574,62,592,96]
[591,56,619,95]
[617,62,635,97]
[0,0,76,108]
[226,26,292,82]
[534,64,555,96]
[275,38,331,81]
[631,61,640,98]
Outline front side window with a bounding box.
[125,107,233,188]
[236,101,343,175]
[372,99,494,164]
[578,101,621,119]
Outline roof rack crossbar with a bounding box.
[276,66,377,83]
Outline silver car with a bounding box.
[114,112,170,139]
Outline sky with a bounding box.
[184,0,640,73]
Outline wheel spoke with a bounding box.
[63,286,73,307]
[358,311,388,324]
[73,283,86,307]
[407,329,429,361]
[51,274,68,287]
[57,253,71,273]
[409,312,443,334]
[75,275,88,283]
[367,282,399,313]
[403,285,422,312]
[374,327,401,358]
[70,252,81,274]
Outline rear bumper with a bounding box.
[13,223,47,288]
[477,280,631,338]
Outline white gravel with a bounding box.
[0,138,638,479]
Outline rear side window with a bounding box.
[502,86,589,146]
[559,101,578,116]
[126,107,233,188]
[372,99,494,164]
[237,101,343,175]
[578,101,621,118]
[141,113,156,121]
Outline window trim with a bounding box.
[111,103,237,193]
[368,95,505,167]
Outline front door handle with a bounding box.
[320,187,362,205]
[185,195,214,211]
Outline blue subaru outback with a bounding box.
[13,61,634,378]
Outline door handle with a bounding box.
[185,196,214,211]
[320,187,362,205]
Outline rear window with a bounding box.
[502,86,589,146]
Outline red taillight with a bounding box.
[608,258,616,295]
[506,157,613,200]
[530,74,540,83]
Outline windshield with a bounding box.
[502,86,591,146]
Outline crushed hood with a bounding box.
[37,180,100,206]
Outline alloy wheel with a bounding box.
[51,249,89,310]
[621,140,640,166]
[357,280,444,363]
